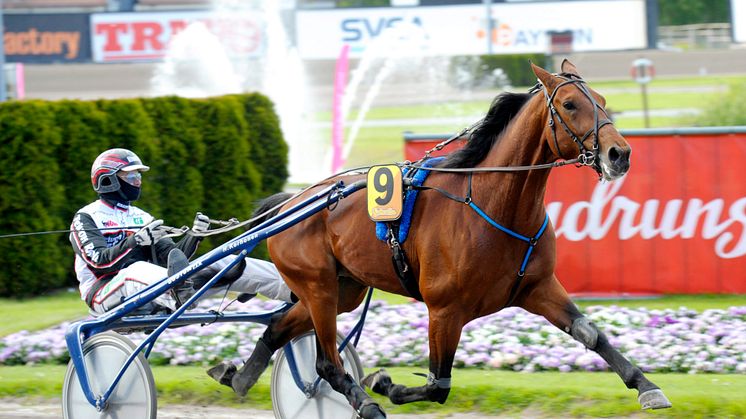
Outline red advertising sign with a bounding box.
[90,11,264,62]
[405,128,746,295]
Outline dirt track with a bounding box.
[0,399,542,419]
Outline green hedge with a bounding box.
[0,94,288,298]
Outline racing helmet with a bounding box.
[91,148,150,194]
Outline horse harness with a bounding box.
[383,73,611,306]
[383,167,549,306]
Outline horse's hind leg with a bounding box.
[208,303,314,395]
[363,307,463,405]
[518,275,672,410]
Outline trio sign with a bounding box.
[90,11,265,62]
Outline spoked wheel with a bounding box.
[62,331,156,419]
[271,331,364,419]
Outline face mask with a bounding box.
[119,181,141,202]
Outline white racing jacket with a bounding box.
[70,198,199,306]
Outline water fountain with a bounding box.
[151,0,316,184]
[152,1,510,184]
[150,21,242,98]
[332,21,431,170]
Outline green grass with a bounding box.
[373,291,746,312]
[336,113,722,170]
[319,75,746,122]
[586,74,746,90]
[572,294,746,312]
[0,290,87,337]
[2,365,744,418]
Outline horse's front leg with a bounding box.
[363,307,463,405]
[519,274,672,410]
[309,290,387,419]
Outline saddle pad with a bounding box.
[376,157,444,243]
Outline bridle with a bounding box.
[538,74,613,170]
[536,73,614,171]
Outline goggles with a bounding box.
[117,170,143,186]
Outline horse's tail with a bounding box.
[248,192,294,230]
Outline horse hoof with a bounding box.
[361,369,391,395]
[207,362,236,387]
[231,339,273,396]
[357,399,387,419]
[639,389,672,410]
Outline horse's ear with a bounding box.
[531,62,558,91]
[560,59,580,76]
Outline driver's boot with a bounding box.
[167,248,193,307]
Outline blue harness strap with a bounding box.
[468,203,550,276]
[469,201,550,305]
[375,157,444,243]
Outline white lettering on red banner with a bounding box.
[548,177,746,259]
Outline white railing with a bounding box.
[658,23,733,50]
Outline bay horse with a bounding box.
[208,60,672,418]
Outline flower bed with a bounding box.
[2,298,745,374]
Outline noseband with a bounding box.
[537,74,613,169]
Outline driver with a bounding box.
[70,148,295,315]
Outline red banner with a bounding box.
[91,11,264,62]
[405,129,746,295]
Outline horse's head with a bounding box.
[531,60,631,181]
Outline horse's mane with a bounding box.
[438,92,533,168]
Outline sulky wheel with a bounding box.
[62,331,156,419]
[271,331,364,419]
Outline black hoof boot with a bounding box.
[361,369,391,395]
[207,362,237,387]
[231,338,273,396]
[357,399,387,419]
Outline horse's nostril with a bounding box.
[608,146,621,163]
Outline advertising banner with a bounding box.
[91,11,264,62]
[3,13,91,63]
[296,1,646,59]
[404,128,746,295]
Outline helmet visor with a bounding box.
[120,164,150,172]
[117,170,143,187]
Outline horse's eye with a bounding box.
[563,101,576,111]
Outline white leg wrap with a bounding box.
[571,317,599,349]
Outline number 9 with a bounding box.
[374,167,394,206]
